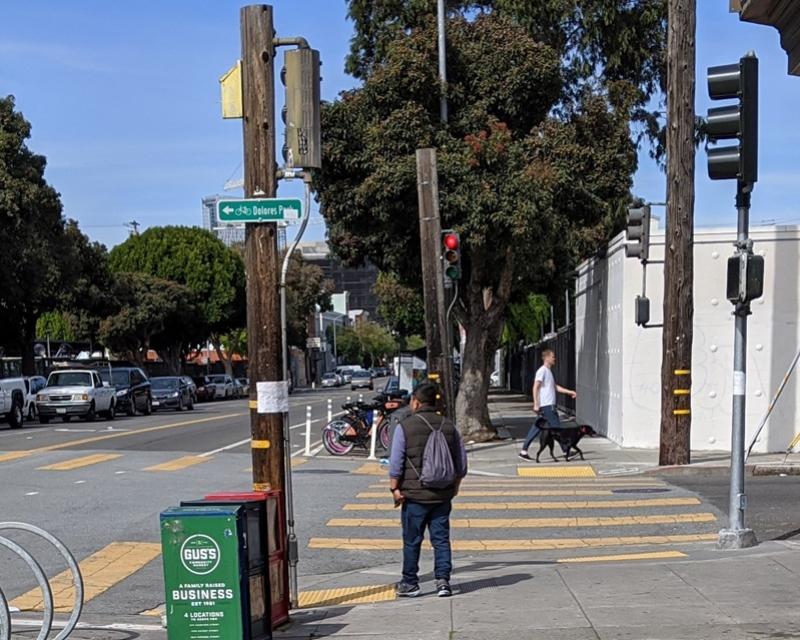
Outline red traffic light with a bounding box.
[443,233,459,250]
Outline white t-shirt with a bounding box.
[535,365,556,407]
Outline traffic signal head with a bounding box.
[624,205,651,262]
[281,48,322,169]
[442,230,461,281]
[706,53,758,184]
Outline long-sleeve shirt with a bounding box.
[389,421,468,480]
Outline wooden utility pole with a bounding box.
[241,5,286,492]
[416,148,455,417]
[660,0,696,465]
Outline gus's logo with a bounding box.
[179,534,221,575]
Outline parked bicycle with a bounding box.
[322,391,407,456]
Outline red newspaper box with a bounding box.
[204,490,290,628]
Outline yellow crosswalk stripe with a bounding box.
[144,455,211,471]
[357,490,614,498]
[12,542,162,612]
[0,451,33,463]
[368,480,668,489]
[352,462,386,476]
[292,457,308,468]
[557,550,687,563]
[298,584,396,608]
[38,453,122,471]
[309,532,718,551]
[343,497,701,511]
[327,513,717,529]
[517,465,596,478]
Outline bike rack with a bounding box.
[0,522,84,640]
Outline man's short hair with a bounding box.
[413,381,439,406]
[541,349,554,360]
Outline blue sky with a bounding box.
[0,1,798,249]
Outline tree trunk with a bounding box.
[455,317,502,442]
[214,343,234,379]
[21,313,36,376]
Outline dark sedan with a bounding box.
[192,376,217,402]
[98,367,152,416]
[150,377,194,411]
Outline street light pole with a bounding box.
[437,0,448,123]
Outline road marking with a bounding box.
[291,439,323,457]
[291,458,308,468]
[327,513,718,529]
[298,584,395,608]
[343,497,702,511]
[0,451,32,463]
[11,542,161,612]
[368,480,668,489]
[199,437,250,457]
[557,550,687,563]
[0,413,245,463]
[517,465,596,478]
[38,453,123,471]
[309,532,719,551]
[356,490,615,498]
[353,462,386,476]
[144,456,212,472]
[24,491,39,496]
[54,428,97,433]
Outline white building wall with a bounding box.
[576,222,800,453]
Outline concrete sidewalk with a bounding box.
[276,540,800,639]
[484,389,800,477]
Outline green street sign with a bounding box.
[217,198,302,223]
[161,506,246,640]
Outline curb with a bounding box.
[646,463,800,477]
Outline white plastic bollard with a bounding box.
[327,398,332,423]
[304,405,312,456]
[346,396,351,403]
[367,416,378,460]
[358,393,364,402]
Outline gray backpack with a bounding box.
[409,415,456,489]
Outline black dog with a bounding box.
[534,421,598,463]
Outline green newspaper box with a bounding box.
[161,505,267,640]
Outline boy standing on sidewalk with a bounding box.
[519,349,577,461]
[389,382,468,598]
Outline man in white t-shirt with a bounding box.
[518,349,577,461]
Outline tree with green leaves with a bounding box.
[108,226,245,369]
[373,272,425,343]
[285,250,334,349]
[337,321,398,368]
[0,96,74,373]
[315,3,665,439]
[99,273,197,371]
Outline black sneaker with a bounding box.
[436,580,452,597]
[518,452,532,461]
[395,582,421,597]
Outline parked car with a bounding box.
[236,378,250,395]
[150,376,194,411]
[0,377,26,428]
[350,369,374,391]
[181,376,198,404]
[232,378,245,398]
[321,372,339,388]
[335,367,353,384]
[37,369,116,423]
[98,367,152,416]
[193,376,217,402]
[383,376,400,394]
[208,374,236,399]
[23,375,47,421]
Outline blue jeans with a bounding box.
[401,500,452,584]
[522,405,562,452]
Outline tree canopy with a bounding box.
[315,4,657,438]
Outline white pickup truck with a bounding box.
[36,369,117,423]
[0,377,26,429]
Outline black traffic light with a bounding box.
[625,205,651,261]
[635,295,650,327]
[727,253,764,303]
[442,230,461,281]
[706,53,758,184]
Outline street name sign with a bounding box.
[217,198,302,223]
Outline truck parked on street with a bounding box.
[0,377,26,428]
[36,369,116,423]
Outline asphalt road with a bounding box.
[661,472,800,542]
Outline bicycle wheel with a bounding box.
[322,420,355,456]
[378,422,391,450]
